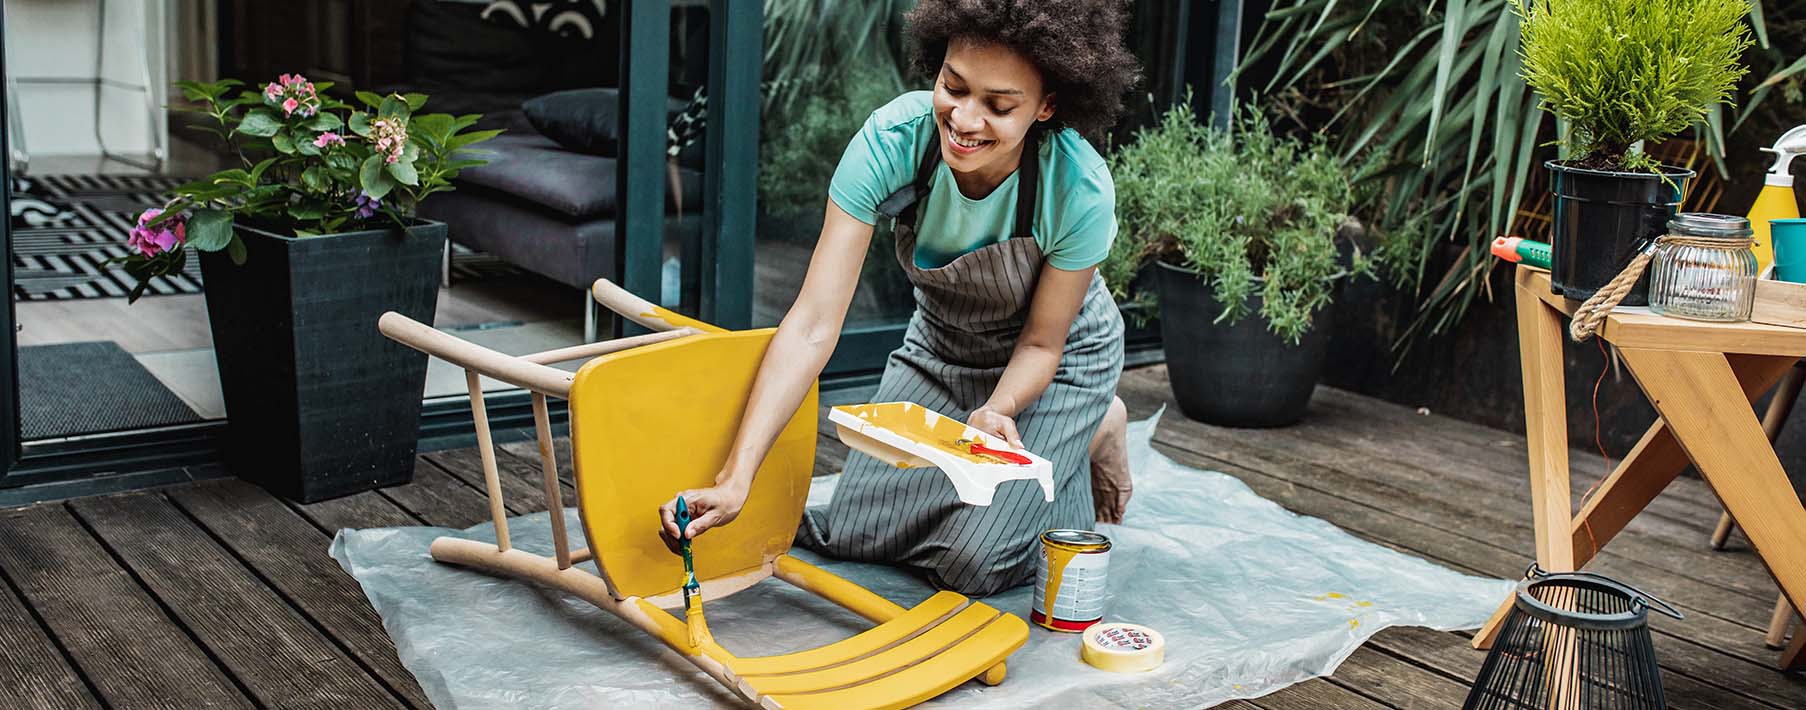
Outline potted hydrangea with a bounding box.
[120,74,499,502]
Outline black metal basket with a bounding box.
[1464,565,1683,709]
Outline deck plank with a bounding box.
[5,364,1799,708]
[0,561,103,710]
[374,458,498,530]
[167,479,432,709]
[69,492,406,710]
[0,504,253,709]
[1119,374,1804,709]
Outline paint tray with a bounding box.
[828,401,1055,505]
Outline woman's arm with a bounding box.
[660,200,874,540]
[968,264,1096,447]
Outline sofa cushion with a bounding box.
[455,133,703,219]
[522,88,706,169]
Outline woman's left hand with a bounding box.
[968,404,1024,450]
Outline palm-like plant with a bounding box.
[1242,0,1793,349]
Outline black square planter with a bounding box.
[199,220,446,503]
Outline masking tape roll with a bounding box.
[1081,622,1164,673]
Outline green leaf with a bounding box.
[349,111,372,137]
[187,209,234,252]
[248,158,278,183]
[388,159,419,186]
[1748,0,1769,49]
[379,95,407,119]
[238,109,281,137]
[272,131,296,154]
[288,202,325,221]
[301,165,330,192]
[294,229,320,238]
[447,129,503,152]
[305,112,344,131]
[296,137,321,156]
[403,93,429,112]
[356,91,386,109]
[226,234,248,265]
[360,155,396,200]
[1423,0,1466,166]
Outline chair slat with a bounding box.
[731,591,968,677]
[743,604,999,695]
[762,612,1028,710]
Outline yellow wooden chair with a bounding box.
[378,279,1028,709]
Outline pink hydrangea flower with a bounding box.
[313,131,345,148]
[127,208,186,258]
[370,117,408,164]
[264,73,320,118]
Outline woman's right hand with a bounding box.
[659,479,751,547]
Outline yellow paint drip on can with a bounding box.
[1031,529,1111,632]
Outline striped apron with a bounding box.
[799,129,1126,596]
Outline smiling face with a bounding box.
[933,36,1056,192]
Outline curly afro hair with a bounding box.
[904,0,1142,143]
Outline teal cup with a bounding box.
[1775,219,1806,283]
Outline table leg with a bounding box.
[1474,276,1573,650]
[1568,354,1795,565]
[1620,348,1806,671]
[1710,361,1805,549]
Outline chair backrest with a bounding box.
[567,328,818,599]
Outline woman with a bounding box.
[660,0,1141,596]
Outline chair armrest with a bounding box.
[378,312,577,397]
[590,278,728,334]
[521,328,700,365]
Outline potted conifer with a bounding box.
[1515,0,1751,302]
[1105,103,1364,427]
[119,74,499,502]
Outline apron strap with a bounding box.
[1012,128,1040,240]
[877,126,1042,240]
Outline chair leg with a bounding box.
[441,241,452,289]
[980,662,1006,686]
[1711,511,1736,549]
[1767,594,1796,649]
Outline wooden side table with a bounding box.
[1476,265,1806,670]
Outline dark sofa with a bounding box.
[395,0,708,340]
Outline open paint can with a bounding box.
[1031,529,1111,631]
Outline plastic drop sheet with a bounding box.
[332,410,1513,709]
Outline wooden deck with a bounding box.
[2,364,1801,709]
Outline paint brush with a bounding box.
[674,496,707,650]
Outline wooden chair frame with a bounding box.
[378,280,1020,708]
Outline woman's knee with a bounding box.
[1089,395,1128,455]
[930,543,1032,596]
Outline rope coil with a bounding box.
[1567,235,1754,342]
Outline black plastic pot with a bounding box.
[1154,262,1334,427]
[1547,160,1693,304]
[200,220,446,502]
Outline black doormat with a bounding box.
[20,341,201,440]
[9,174,525,302]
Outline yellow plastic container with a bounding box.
[1748,125,1806,273]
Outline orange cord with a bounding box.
[1577,339,1613,557]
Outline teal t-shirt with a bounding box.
[827,91,1117,271]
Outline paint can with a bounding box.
[1031,529,1111,632]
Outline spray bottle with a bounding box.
[1748,124,1806,272]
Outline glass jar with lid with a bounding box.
[1648,213,1757,322]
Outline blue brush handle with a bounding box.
[674,496,699,606]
